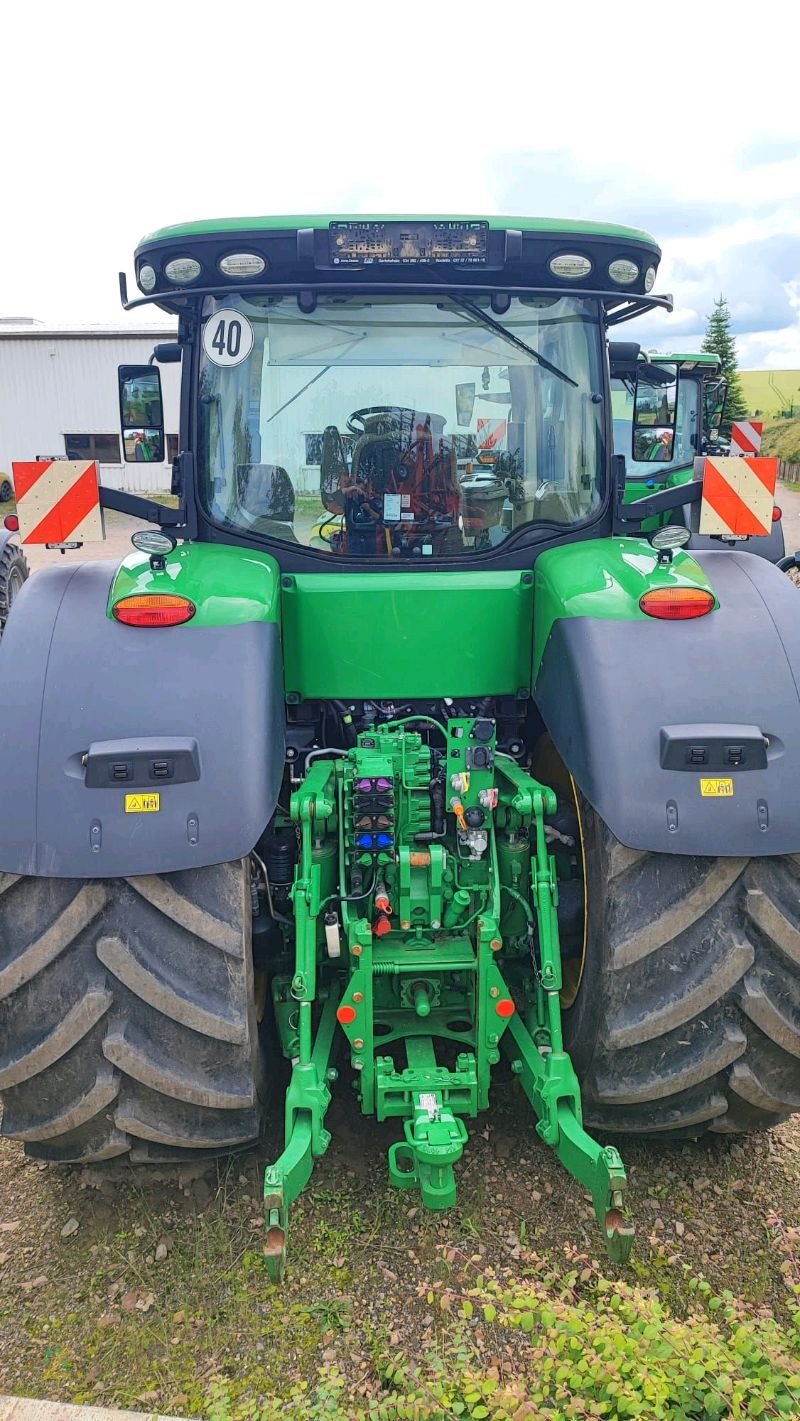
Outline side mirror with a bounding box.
[632,363,677,464]
[705,377,727,432]
[119,365,164,463]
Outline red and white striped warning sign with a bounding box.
[729,420,763,457]
[699,454,778,537]
[11,461,104,545]
[476,418,507,452]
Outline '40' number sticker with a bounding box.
[202,309,254,367]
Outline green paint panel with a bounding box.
[532,538,718,677]
[108,543,280,626]
[281,570,534,700]
[140,213,659,249]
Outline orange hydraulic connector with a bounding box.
[375,883,392,916]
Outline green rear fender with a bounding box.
[107,536,716,705]
[532,537,717,678]
[107,543,281,625]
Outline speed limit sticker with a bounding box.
[202,309,254,367]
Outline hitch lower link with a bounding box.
[263,758,634,1281]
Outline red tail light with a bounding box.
[3,514,19,532]
[639,587,715,620]
[113,594,195,627]
[773,505,782,522]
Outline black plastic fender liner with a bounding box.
[686,519,785,564]
[0,561,285,877]
[534,550,800,857]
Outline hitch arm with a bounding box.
[506,1014,633,1265]
[496,762,634,1264]
[263,989,339,1283]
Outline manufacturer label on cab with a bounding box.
[699,778,734,798]
[125,793,161,813]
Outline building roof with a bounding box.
[0,320,177,340]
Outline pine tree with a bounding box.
[701,295,749,433]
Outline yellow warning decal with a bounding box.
[124,793,161,813]
[699,778,734,798]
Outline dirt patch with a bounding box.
[1,1082,798,1414]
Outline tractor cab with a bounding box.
[116,217,670,565]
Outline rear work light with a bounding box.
[639,587,715,620]
[113,594,196,627]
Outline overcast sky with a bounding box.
[4,2,799,369]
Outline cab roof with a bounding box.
[140,213,659,247]
[651,351,721,369]
[127,215,668,323]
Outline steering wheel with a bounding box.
[346,406,409,436]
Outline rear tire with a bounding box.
[0,861,268,1162]
[564,804,800,1137]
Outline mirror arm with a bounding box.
[99,487,184,527]
[613,479,702,532]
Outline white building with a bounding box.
[0,319,180,494]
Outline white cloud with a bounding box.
[2,0,799,367]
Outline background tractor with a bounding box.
[2,216,800,1277]
[611,348,786,563]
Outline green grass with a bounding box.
[762,419,800,465]
[739,371,800,420]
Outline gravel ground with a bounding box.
[1,1081,799,1414]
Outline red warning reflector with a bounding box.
[496,998,516,1019]
[3,514,19,532]
[773,505,782,522]
[639,587,715,621]
[113,594,195,627]
[337,1004,357,1025]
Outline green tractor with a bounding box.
[612,349,785,561]
[2,217,799,1278]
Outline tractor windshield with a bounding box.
[197,294,605,557]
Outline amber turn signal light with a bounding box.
[639,587,715,620]
[112,594,196,627]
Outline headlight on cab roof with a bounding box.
[219,252,266,278]
[164,257,202,284]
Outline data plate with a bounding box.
[329,220,489,266]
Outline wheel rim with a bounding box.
[7,567,25,606]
